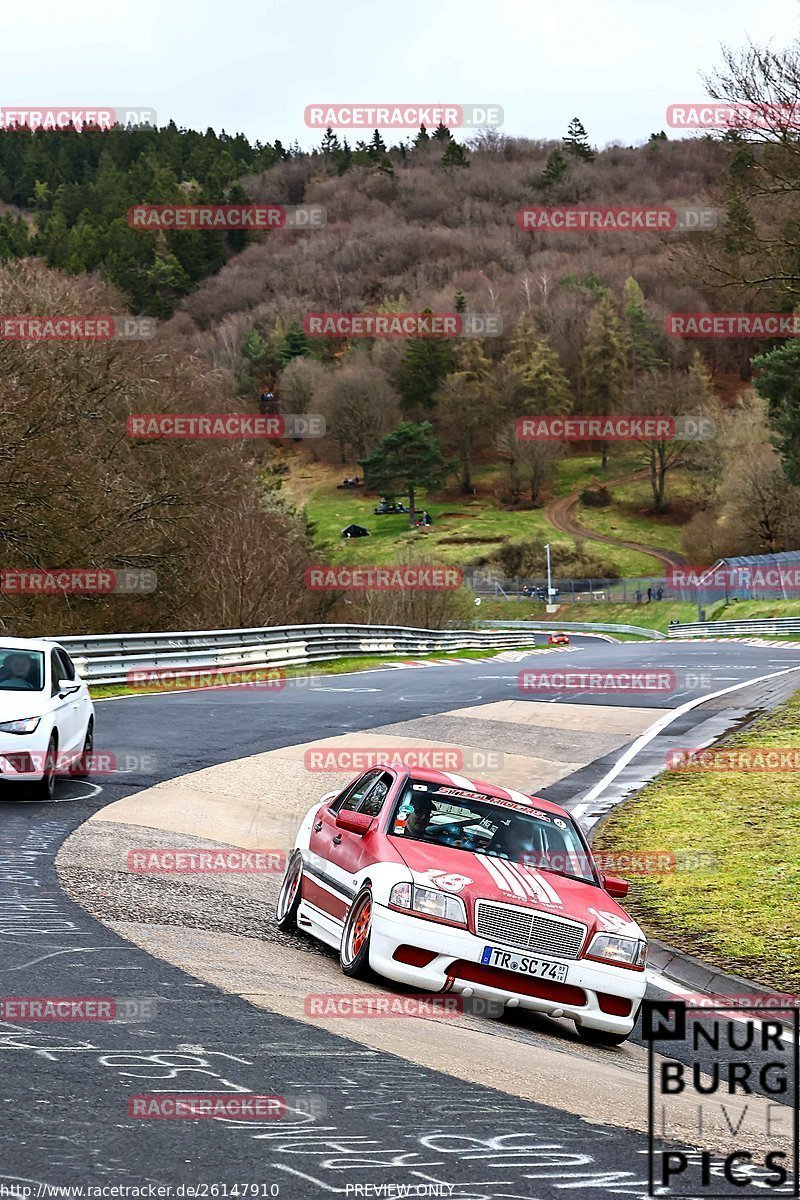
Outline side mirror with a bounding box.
[601,873,629,899]
[335,810,373,837]
[58,679,80,696]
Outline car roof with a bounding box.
[399,766,570,819]
[0,637,62,652]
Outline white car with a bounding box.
[0,638,94,800]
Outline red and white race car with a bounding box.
[277,767,647,1044]
[547,631,570,645]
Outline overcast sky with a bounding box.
[2,0,798,149]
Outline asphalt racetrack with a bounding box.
[2,638,799,1198]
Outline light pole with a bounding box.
[545,543,553,607]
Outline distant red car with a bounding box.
[276,767,647,1044]
[548,632,570,645]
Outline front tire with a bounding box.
[575,1023,630,1047]
[276,852,303,932]
[71,719,93,779]
[31,735,58,802]
[340,885,374,979]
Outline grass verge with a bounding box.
[593,689,800,991]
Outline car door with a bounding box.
[58,648,92,756]
[326,769,397,901]
[49,649,82,757]
[304,770,386,922]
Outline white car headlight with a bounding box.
[588,932,647,968]
[389,882,467,927]
[0,716,41,735]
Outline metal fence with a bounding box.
[469,575,668,604]
[46,622,548,685]
[669,618,800,638]
[482,620,665,640]
[468,571,800,606]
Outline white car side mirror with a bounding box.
[58,678,81,696]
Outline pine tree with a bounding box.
[359,422,451,526]
[539,148,569,189]
[395,311,454,415]
[441,141,469,168]
[581,295,628,470]
[519,337,573,415]
[435,339,493,492]
[563,117,595,162]
[337,138,352,174]
[454,290,467,313]
[432,122,453,143]
[753,339,800,484]
[320,127,341,155]
[413,125,430,147]
[368,129,387,159]
[723,194,757,254]
[622,277,666,377]
[279,322,311,365]
[686,349,716,405]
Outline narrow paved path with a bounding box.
[544,469,689,570]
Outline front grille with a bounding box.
[475,900,586,960]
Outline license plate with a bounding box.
[481,945,568,982]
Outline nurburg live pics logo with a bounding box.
[643,998,799,1195]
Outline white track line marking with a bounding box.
[573,663,800,819]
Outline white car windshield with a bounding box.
[0,649,45,691]
[389,780,597,884]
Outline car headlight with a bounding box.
[588,933,647,968]
[0,716,41,735]
[389,882,467,927]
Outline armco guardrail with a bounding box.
[482,620,665,640]
[669,617,800,638]
[44,623,547,685]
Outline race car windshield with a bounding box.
[0,649,45,691]
[389,781,596,883]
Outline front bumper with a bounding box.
[0,730,50,782]
[370,903,646,1035]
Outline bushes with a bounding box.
[580,482,613,507]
